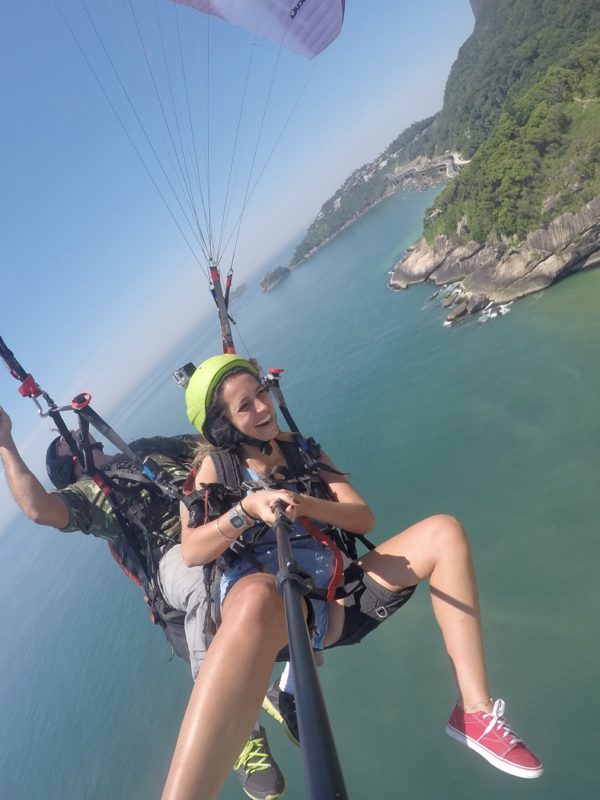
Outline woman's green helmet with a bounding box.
[185,354,259,434]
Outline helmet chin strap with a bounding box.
[238,433,273,455]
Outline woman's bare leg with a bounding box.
[162,574,288,800]
[330,514,491,710]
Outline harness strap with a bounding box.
[299,518,344,603]
[183,466,197,495]
[202,443,375,606]
[211,449,243,492]
[207,443,371,564]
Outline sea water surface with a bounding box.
[1,186,599,799]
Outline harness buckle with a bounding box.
[241,477,272,491]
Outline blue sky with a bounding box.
[0,0,474,522]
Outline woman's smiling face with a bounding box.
[221,372,279,443]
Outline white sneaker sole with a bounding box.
[446,724,544,779]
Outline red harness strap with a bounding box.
[182,466,197,495]
[299,517,344,603]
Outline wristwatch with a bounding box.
[227,503,252,530]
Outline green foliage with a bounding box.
[293,0,600,260]
[425,34,600,244]
[383,116,439,164]
[435,0,600,157]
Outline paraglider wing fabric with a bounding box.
[169,0,344,58]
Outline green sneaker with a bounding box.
[234,724,286,800]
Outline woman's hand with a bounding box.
[243,489,299,526]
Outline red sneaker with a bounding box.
[446,699,543,779]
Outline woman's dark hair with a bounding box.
[202,366,257,451]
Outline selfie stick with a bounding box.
[273,502,348,800]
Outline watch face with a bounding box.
[228,509,247,529]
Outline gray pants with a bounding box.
[158,544,209,680]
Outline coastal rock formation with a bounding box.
[229,282,248,302]
[261,266,290,293]
[390,196,600,323]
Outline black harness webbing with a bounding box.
[202,438,375,599]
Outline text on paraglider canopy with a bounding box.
[290,0,308,21]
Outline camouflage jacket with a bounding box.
[54,435,198,556]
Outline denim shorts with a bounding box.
[327,561,417,649]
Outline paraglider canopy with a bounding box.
[53,0,346,353]
[170,0,345,59]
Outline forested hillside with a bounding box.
[428,0,600,157]
[291,0,600,264]
[426,34,600,242]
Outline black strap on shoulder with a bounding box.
[209,449,244,495]
[278,436,314,479]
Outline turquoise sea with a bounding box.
[1,186,599,799]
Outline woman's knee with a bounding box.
[224,577,286,632]
[427,514,470,553]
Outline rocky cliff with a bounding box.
[390,195,600,323]
[261,266,290,293]
[469,0,484,18]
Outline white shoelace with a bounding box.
[481,699,522,745]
